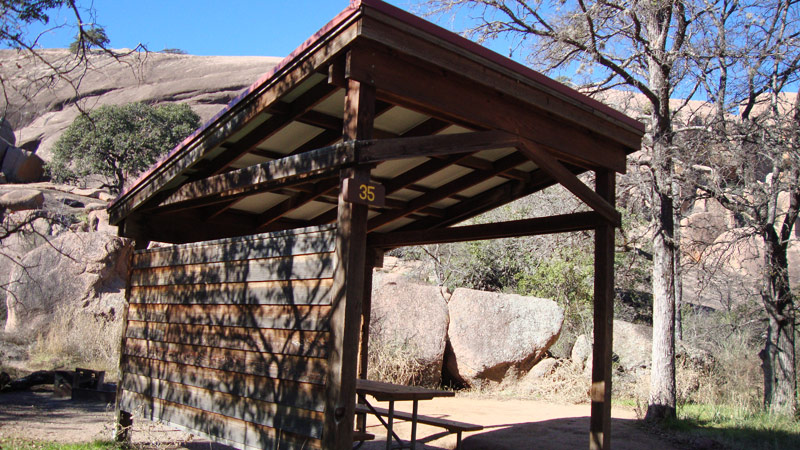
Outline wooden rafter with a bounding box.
[207,79,340,177]
[255,178,339,228]
[346,43,630,173]
[367,152,528,231]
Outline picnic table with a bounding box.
[355,379,481,450]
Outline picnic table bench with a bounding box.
[355,379,483,449]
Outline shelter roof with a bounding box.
[108,0,644,244]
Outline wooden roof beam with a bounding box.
[367,152,528,231]
[356,130,518,163]
[369,211,603,247]
[255,178,339,228]
[208,81,341,177]
[399,168,560,232]
[153,143,356,212]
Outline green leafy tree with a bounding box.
[69,25,109,53]
[49,102,200,193]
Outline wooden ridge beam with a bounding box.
[368,211,602,247]
[517,139,621,226]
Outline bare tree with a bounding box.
[420,0,715,421]
[681,0,800,415]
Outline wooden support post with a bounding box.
[322,72,375,449]
[590,170,615,450]
[356,252,376,432]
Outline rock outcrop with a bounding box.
[4,228,132,336]
[445,288,563,385]
[2,49,281,162]
[370,277,450,385]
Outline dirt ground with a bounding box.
[0,387,683,449]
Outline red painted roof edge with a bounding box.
[113,2,362,204]
[356,0,645,134]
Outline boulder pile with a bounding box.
[370,277,565,387]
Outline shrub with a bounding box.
[49,102,200,193]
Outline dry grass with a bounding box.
[30,307,122,377]
[367,338,430,386]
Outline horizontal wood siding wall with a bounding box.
[119,225,335,450]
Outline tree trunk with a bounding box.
[760,228,797,416]
[646,58,677,420]
[647,180,677,421]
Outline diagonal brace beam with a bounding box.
[517,139,621,226]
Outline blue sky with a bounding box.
[19,0,508,59]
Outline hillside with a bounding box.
[1,49,281,161]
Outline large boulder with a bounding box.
[445,288,563,385]
[680,211,729,262]
[369,278,450,385]
[613,320,652,372]
[1,146,44,183]
[2,49,281,161]
[4,231,132,335]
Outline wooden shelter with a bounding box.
[108,1,644,449]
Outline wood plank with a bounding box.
[255,179,339,229]
[119,390,247,446]
[353,404,482,432]
[368,212,602,247]
[130,253,335,287]
[345,43,629,173]
[517,139,621,226]
[126,304,331,331]
[129,279,333,306]
[590,169,616,450]
[118,390,323,450]
[125,322,329,358]
[133,231,335,269]
[121,356,326,412]
[121,373,324,439]
[356,130,518,163]
[123,338,327,385]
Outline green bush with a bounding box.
[49,102,200,193]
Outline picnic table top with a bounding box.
[356,379,456,402]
